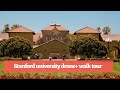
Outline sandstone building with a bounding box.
[0,23,120,59]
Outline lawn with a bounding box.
[0,61,4,75]
[113,62,120,74]
[0,61,120,79]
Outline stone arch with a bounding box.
[112,46,120,59]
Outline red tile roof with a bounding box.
[75,26,100,34]
[33,33,42,42]
[101,34,120,41]
[7,26,35,33]
[42,23,69,31]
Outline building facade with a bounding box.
[0,23,120,59]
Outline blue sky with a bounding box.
[0,11,120,34]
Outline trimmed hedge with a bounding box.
[77,58,120,62]
[0,57,22,61]
[77,58,111,60]
[113,59,120,62]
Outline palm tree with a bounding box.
[96,27,101,33]
[102,26,111,34]
[2,24,10,33]
[11,24,20,29]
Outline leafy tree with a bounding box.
[68,34,107,58]
[0,36,32,58]
[67,34,77,41]
[1,24,21,33]
[102,26,111,34]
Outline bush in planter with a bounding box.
[22,55,28,60]
[30,55,35,59]
[113,59,119,62]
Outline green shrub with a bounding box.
[85,58,108,60]
[0,57,22,60]
[85,58,92,60]
[0,57,10,60]
[22,55,28,60]
[10,57,22,60]
[97,58,107,60]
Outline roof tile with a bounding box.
[101,34,120,41]
[33,33,42,42]
[42,23,69,31]
[75,26,100,33]
[7,26,34,33]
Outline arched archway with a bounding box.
[112,46,120,59]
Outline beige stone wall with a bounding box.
[102,41,119,59]
[102,41,118,50]
[8,31,120,60]
[33,40,69,59]
[34,34,120,59]
[8,32,33,46]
